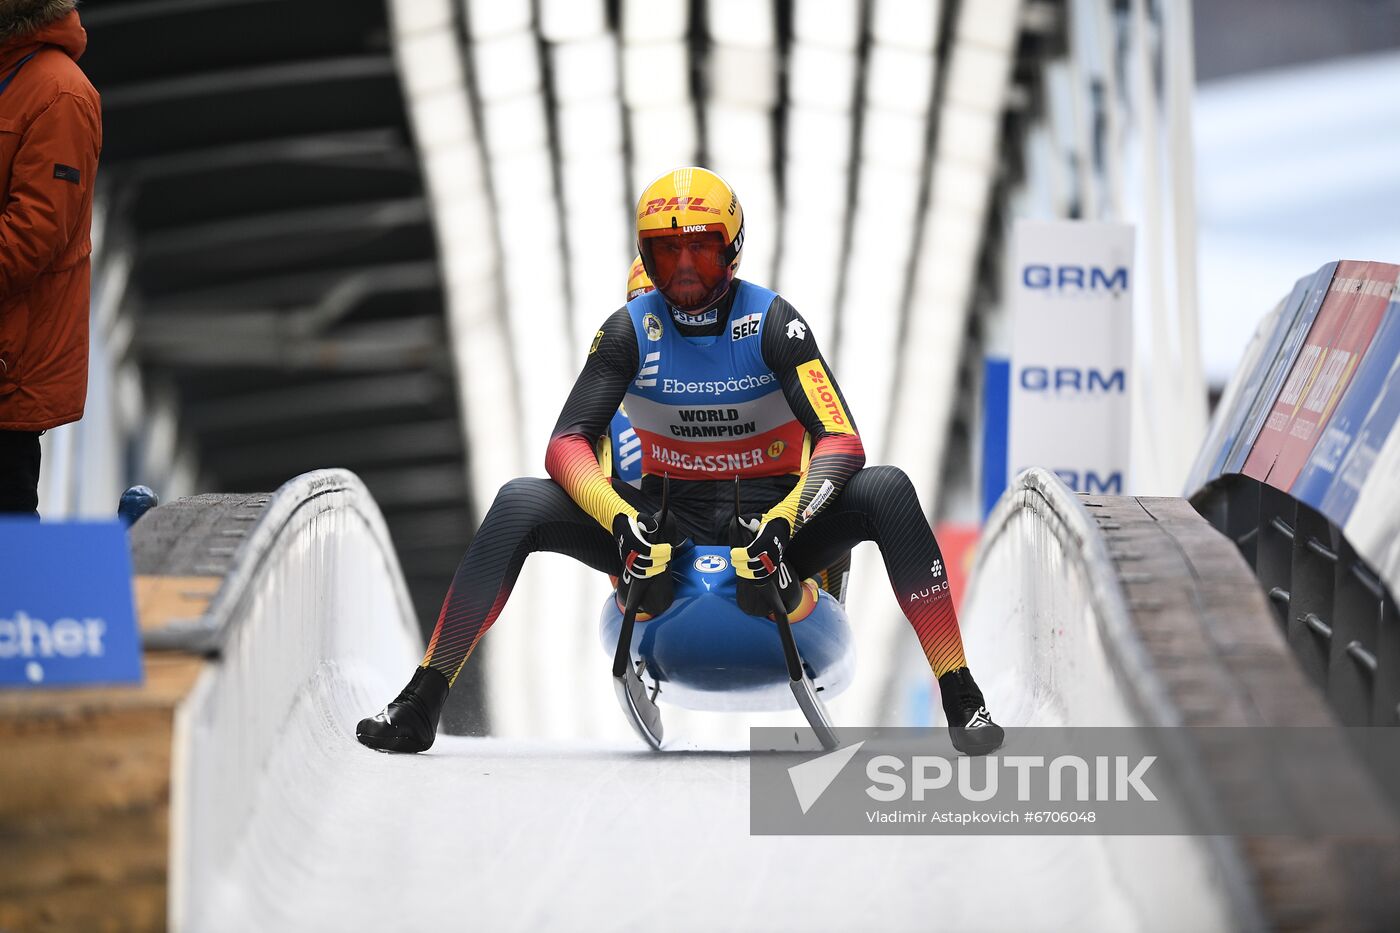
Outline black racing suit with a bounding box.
[418,282,971,687]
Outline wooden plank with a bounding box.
[1,805,168,895]
[0,879,166,933]
[133,575,222,634]
[0,651,203,724]
[0,652,204,933]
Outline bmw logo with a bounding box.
[693,555,729,573]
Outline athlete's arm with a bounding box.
[545,308,642,529]
[759,297,866,533]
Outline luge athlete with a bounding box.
[358,167,1003,755]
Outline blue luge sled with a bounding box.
[599,542,855,714]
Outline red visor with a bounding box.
[639,228,731,311]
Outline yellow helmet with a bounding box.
[626,255,654,301]
[635,167,744,311]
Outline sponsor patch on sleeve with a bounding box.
[797,359,855,435]
[53,164,81,184]
[589,329,604,354]
[801,478,836,522]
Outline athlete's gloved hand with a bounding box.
[613,511,673,580]
[731,516,792,582]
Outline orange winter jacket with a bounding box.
[0,2,100,431]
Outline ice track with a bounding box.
[136,469,1392,932]
[203,695,1143,932]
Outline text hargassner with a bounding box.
[866,753,1157,802]
[662,373,776,395]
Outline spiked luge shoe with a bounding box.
[356,666,449,753]
[938,667,1005,756]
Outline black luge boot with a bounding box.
[357,666,449,753]
[938,667,1005,756]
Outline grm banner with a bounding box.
[1007,220,1134,496]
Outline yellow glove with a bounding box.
[730,517,791,582]
[613,512,672,580]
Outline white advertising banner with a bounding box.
[1008,219,1135,495]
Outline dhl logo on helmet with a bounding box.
[639,196,723,218]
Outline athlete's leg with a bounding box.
[788,465,966,675]
[422,477,639,683]
[358,476,646,752]
[786,464,1002,753]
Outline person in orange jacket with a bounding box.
[0,0,101,515]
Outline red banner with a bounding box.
[1243,261,1398,488]
[933,522,980,615]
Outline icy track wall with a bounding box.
[961,469,1241,931]
[138,471,422,929]
[962,467,1400,931]
[965,470,1166,726]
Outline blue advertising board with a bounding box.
[981,356,1011,519]
[1186,274,1306,492]
[1222,262,1338,476]
[1296,297,1400,524]
[0,520,144,688]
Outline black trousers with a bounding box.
[0,430,41,515]
[419,465,966,684]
